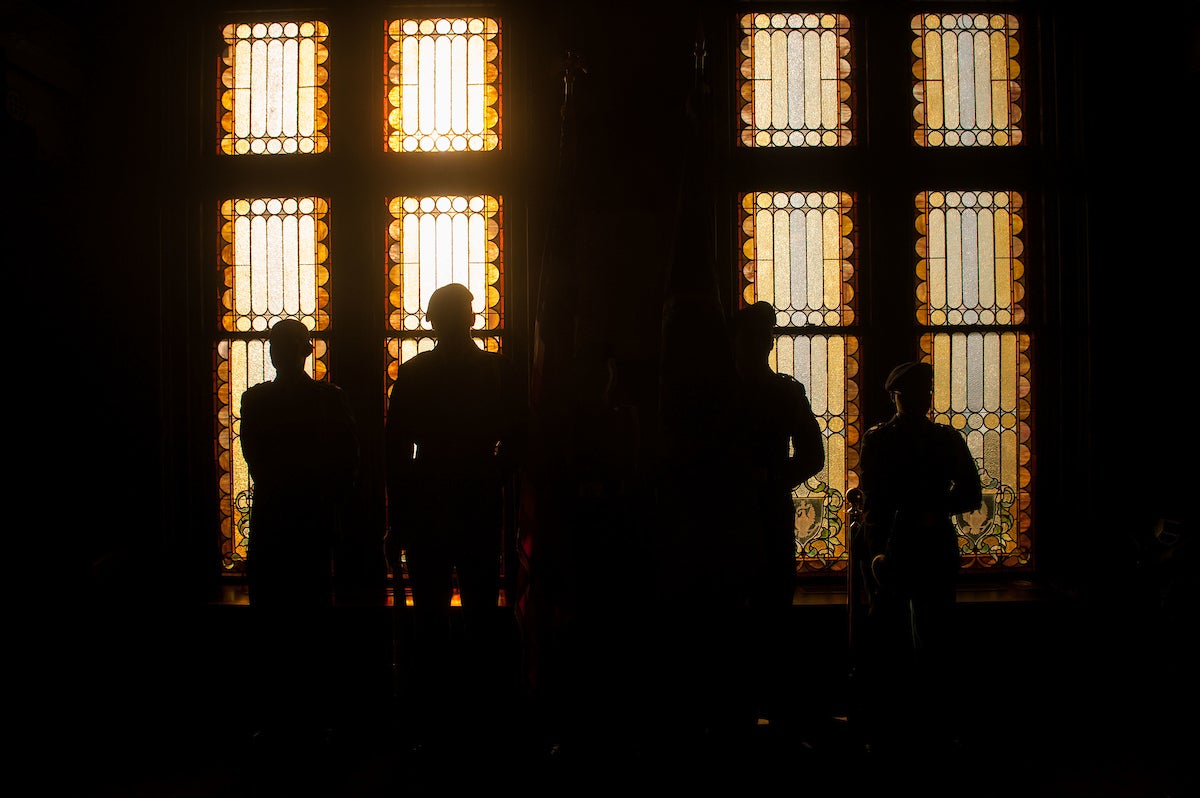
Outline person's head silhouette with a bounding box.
[884,361,934,418]
[268,318,313,377]
[427,283,475,344]
[732,300,775,374]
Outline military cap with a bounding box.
[268,318,312,345]
[732,300,776,336]
[884,361,934,394]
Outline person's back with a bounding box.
[240,320,358,606]
[860,363,981,593]
[857,360,981,754]
[728,301,825,732]
[384,283,524,753]
[238,318,358,747]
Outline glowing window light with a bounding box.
[738,190,860,573]
[219,197,331,334]
[912,13,1022,147]
[919,331,1032,568]
[385,194,504,383]
[738,191,857,327]
[737,12,854,147]
[916,190,1031,568]
[916,191,1025,326]
[219,21,330,155]
[215,338,327,569]
[385,17,501,152]
[771,333,862,573]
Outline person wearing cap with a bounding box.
[238,317,360,742]
[384,282,525,753]
[729,300,825,731]
[855,359,982,754]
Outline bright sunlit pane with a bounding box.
[920,332,1032,568]
[738,12,854,147]
[385,194,504,380]
[219,197,331,333]
[219,21,330,155]
[771,333,861,573]
[916,191,1025,326]
[739,191,856,327]
[385,17,501,152]
[912,13,1022,147]
[215,338,324,569]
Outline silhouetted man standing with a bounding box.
[857,360,982,754]
[730,301,825,731]
[239,318,359,743]
[385,283,524,752]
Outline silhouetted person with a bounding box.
[385,283,524,753]
[730,301,825,731]
[239,318,359,745]
[532,340,646,752]
[856,361,982,754]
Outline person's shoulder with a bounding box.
[931,420,969,443]
[311,378,348,399]
[775,371,805,392]
[863,417,900,444]
[240,379,276,405]
[394,349,437,376]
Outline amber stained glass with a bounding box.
[385,18,501,152]
[219,21,330,155]
[919,332,1032,568]
[386,194,502,331]
[215,338,326,569]
[916,190,1025,326]
[772,334,861,573]
[220,197,331,333]
[911,13,1022,147]
[737,13,854,147]
[739,191,856,327]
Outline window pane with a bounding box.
[385,17,501,152]
[920,332,1033,569]
[215,338,326,569]
[773,333,861,573]
[737,12,854,147]
[916,190,1025,326]
[386,194,503,333]
[219,21,330,155]
[219,197,331,333]
[912,13,1022,147]
[738,191,857,326]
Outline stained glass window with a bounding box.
[215,196,331,569]
[912,13,1022,147]
[219,21,330,155]
[384,17,501,152]
[219,197,331,333]
[772,333,861,571]
[739,190,860,572]
[737,12,854,147]
[916,191,1032,568]
[385,194,504,384]
[216,339,327,569]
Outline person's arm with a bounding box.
[384,375,417,555]
[238,389,263,483]
[783,380,825,489]
[945,429,983,516]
